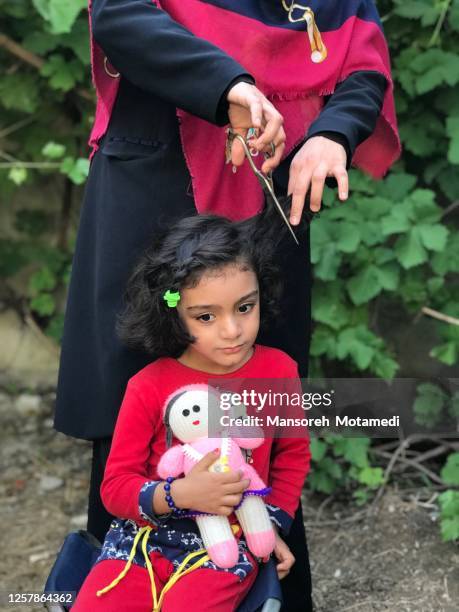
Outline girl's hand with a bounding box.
[272,529,295,579]
[288,135,348,223]
[172,450,250,516]
[226,81,286,175]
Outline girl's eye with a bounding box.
[196,313,215,322]
[182,409,190,417]
[238,303,254,314]
[192,405,200,413]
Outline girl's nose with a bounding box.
[220,317,242,340]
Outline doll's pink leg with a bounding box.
[195,515,239,569]
[235,496,276,558]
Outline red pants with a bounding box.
[72,552,258,612]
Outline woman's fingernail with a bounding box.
[290,216,299,225]
[340,191,348,199]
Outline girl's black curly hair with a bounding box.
[117,201,297,358]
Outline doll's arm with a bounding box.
[157,445,185,479]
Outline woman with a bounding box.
[54,1,399,609]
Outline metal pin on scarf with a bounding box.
[281,1,328,63]
[226,128,299,246]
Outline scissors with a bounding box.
[226,128,300,245]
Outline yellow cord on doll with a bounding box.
[96,525,210,612]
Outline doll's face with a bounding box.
[168,389,211,443]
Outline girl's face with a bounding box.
[177,263,260,374]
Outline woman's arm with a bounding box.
[306,70,388,163]
[91,0,251,125]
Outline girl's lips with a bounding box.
[220,344,244,354]
[192,420,200,425]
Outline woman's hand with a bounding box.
[272,529,295,580]
[226,81,286,174]
[288,135,349,223]
[171,451,250,516]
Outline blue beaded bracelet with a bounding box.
[164,476,187,517]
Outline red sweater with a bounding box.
[101,344,310,529]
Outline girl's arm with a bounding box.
[91,0,252,125]
[101,380,164,523]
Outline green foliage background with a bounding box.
[0,0,458,540]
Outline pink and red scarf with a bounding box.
[88,0,400,220]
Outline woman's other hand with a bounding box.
[227,82,286,174]
[288,135,348,223]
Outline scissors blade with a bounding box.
[255,171,300,245]
[227,130,299,245]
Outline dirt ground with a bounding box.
[1,390,458,612]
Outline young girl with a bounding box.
[72,212,311,611]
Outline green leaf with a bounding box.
[450,2,459,31]
[347,265,382,305]
[314,243,341,281]
[395,228,428,269]
[381,209,411,235]
[0,73,40,114]
[441,453,459,486]
[41,54,84,91]
[308,470,336,494]
[42,142,66,159]
[376,172,416,200]
[441,517,459,542]
[45,313,65,343]
[376,263,400,291]
[60,157,89,184]
[336,222,361,253]
[446,116,459,164]
[430,342,458,366]
[341,438,370,469]
[310,327,337,358]
[312,285,350,330]
[358,466,384,488]
[30,293,55,316]
[371,352,399,380]
[418,224,449,252]
[310,438,327,462]
[337,327,375,370]
[29,267,57,293]
[413,383,446,427]
[431,234,459,275]
[32,0,87,34]
[8,167,28,186]
[439,489,459,518]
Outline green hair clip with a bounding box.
[163,290,181,308]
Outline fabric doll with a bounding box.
[157,384,276,569]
